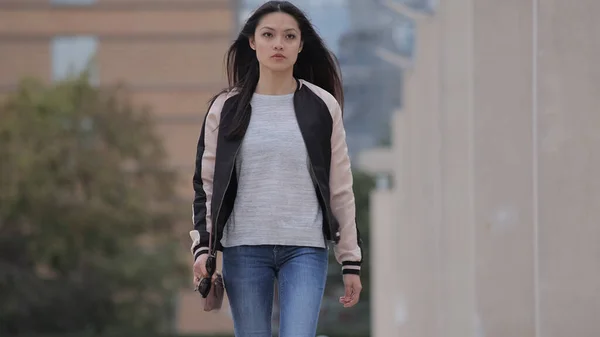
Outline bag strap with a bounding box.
[208,229,215,257]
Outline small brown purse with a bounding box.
[198,231,225,312]
[203,271,224,312]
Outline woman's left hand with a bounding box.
[340,274,362,308]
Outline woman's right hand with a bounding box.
[193,254,209,288]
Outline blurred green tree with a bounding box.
[351,170,375,301]
[0,74,187,335]
[320,169,375,334]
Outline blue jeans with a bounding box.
[222,245,328,337]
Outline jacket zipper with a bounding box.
[212,144,242,253]
[307,156,336,243]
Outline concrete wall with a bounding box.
[361,0,600,336]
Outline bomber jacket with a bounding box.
[189,79,363,275]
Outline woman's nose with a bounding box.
[273,38,284,50]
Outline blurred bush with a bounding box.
[0,74,187,335]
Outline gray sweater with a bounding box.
[220,92,326,249]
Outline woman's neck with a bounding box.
[255,67,297,95]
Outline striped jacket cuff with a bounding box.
[342,261,361,275]
[189,230,209,262]
[192,244,209,262]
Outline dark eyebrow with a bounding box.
[260,26,299,33]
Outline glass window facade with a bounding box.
[392,0,437,12]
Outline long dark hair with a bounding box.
[211,0,344,140]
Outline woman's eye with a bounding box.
[286,34,296,39]
[263,32,272,37]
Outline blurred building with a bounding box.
[339,0,406,158]
[360,0,600,336]
[0,0,236,334]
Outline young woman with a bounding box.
[190,1,363,336]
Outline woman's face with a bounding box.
[250,12,303,73]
